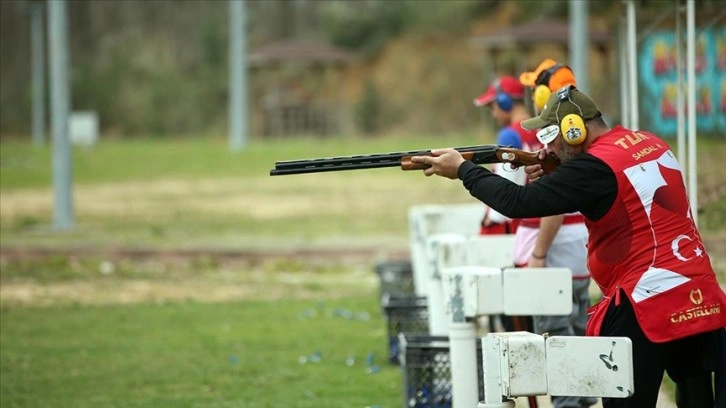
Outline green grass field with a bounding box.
[1,135,724,407]
[1,276,399,408]
[0,254,405,408]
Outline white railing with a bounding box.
[406,204,634,408]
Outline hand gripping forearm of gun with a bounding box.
[403,146,558,177]
[269,145,559,177]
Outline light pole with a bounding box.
[48,0,74,229]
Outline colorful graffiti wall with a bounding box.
[639,27,726,137]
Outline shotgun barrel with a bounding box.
[269,144,560,176]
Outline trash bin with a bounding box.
[382,296,429,365]
[375,260,415,305]
[398,333,484,408]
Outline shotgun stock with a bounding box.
[269,145,560,176]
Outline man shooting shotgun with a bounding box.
[269,144,559,176]
[408,86,726,408]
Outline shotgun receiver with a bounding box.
[269,144,560,176]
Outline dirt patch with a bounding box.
[0,275,376,308]
[0,174,465,223]
[0,257,379,308]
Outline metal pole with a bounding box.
[686,0,698,225]
[31,1,46,146]
[675,1,686,178]
[569,0,589,92]
[626,0,639,130]
[48,0,74,230]
[447,272,479,408]
[228,0,248,151]
[618,11,630,128]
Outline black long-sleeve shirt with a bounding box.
[457,153,618,222]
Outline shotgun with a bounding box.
[269,144,560,176]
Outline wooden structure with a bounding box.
[468,19,611,72]
[248,40,354,138]
[468,19,613,114]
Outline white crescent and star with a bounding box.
[671,234,703,262]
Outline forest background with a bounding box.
[5,0,714,139]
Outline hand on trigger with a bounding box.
[525,149,547,181]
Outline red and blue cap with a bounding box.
[473,76,525,107]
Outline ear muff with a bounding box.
[560,113,587,145]
[535,63,565,89]
[554,84,588,145]
[533,85,551,112]
[494,80,513,112]
[532,63,563,113]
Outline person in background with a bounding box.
[473,76,529,236]
[473,76,539,342]
[517,59,596,408]
[519,58,579,115]
[409,85,726,408]
[474,73,597,408]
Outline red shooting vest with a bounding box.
[585,126,726,342]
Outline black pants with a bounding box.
[600,290,723,408]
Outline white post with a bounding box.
[569,0,589,92]
[618,10,629,128]
[686,0,698,225]
[428,232,447,335]
[626,0,639,130]
[426,233,466,336]
[450,322,479,407]
[427,233,466,336]
[48,0,74,230]
[479,336,515,408]
[228,0,248,151]
[409,208,439,297]
[428,279,447,335]
[675,1,687,178]
[448,270,479,408]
